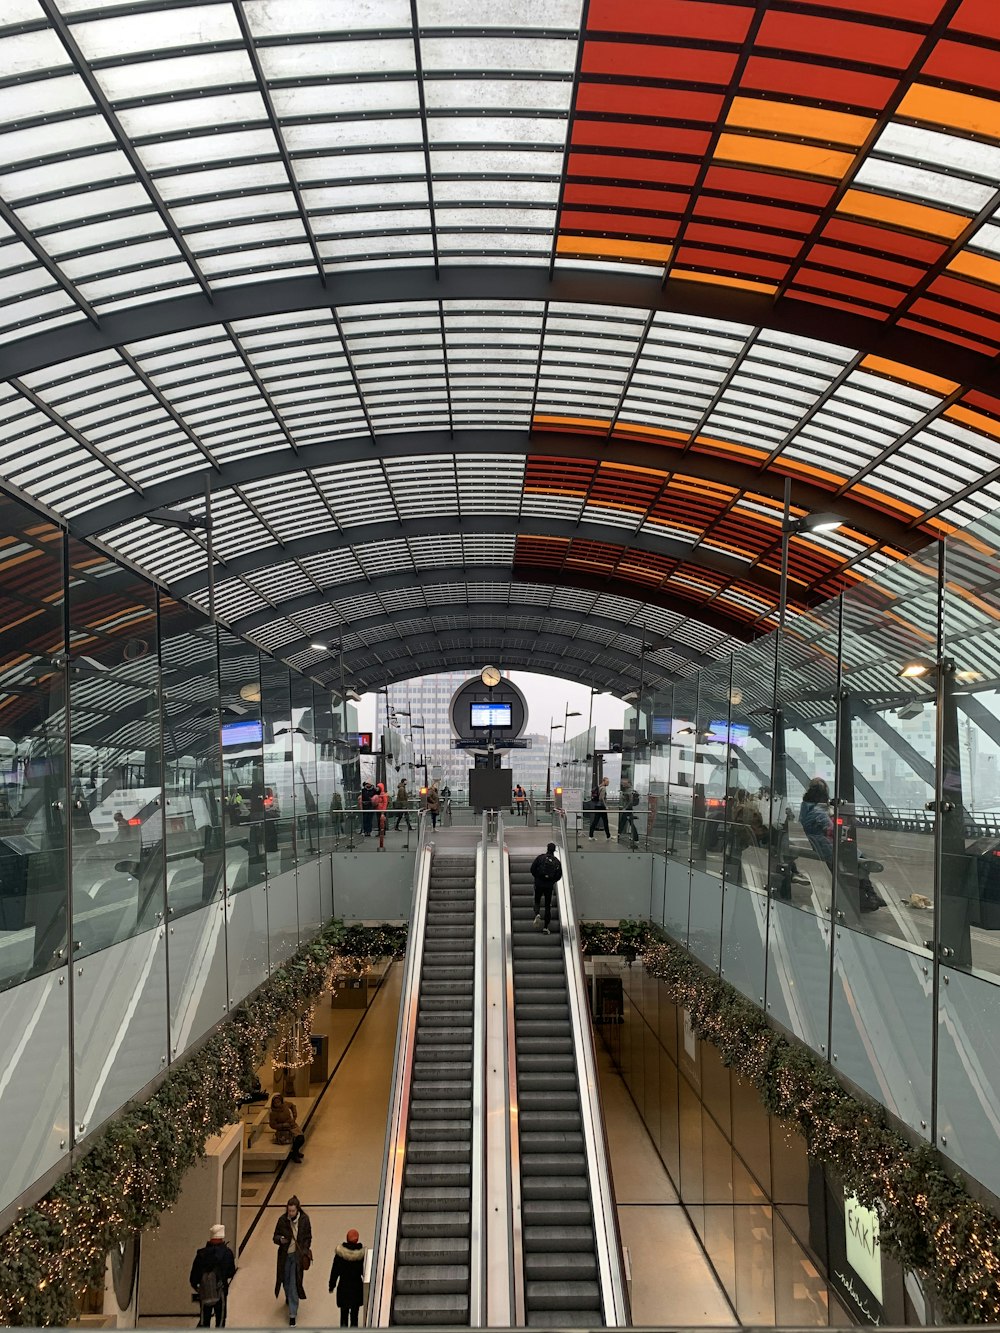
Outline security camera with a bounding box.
[896,700,924,721]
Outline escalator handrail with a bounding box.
[554,822,632,1326]
[496,812,526,1325]
[367,813,434,1326]
[467,814,489,1325]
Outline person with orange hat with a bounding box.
[371,782,389,850]
[329,1228,365,1327]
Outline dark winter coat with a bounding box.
[273,1210,312,1298]
[530,852,563,889]
[329,1240,365,1310]
[190,1240,236,1298]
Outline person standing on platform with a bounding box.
[190,1223,236,1328]
[328,1227,366,1327]
[425,782,441,830]
[358,781,374,838]
[530,842,563,934]
[273,1195,312,1326]
[394,777,413,831]
[372,781,389,850]
[514,783,527,818]
[588,785,610,840]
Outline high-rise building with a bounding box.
[376,670,478,797]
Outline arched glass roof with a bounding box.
[1,0,999,690]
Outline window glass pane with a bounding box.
[218,631,264,894]
[260,656,297,879]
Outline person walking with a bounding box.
[530,842,563,934]
[328,1227,366,1328]
[269,1093,305,1163]
[394,777,413,831]
[273,1195,312,1326]
[359,781,374,838]
[329,789,344,844]
[587,785,610,840]
[425,783,441,830]
[190,1223,236,1327]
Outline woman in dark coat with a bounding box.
[273,1195,312,1325]
[329,1229,366,1328]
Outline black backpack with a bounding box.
[198,1264,222,1306]
[537,855,560,882]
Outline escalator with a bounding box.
[390,851,477,1326]
[508,851,604,1327]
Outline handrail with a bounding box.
[553,821,632,1326]
[468,814,488,1325]
[367,814,433,1326]
[495,812,525,1324]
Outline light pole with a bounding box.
[587,687,603,789]
[546,719,563,805]
[411,721,427,788]
[563,706,582,782]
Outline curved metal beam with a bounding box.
[266,598,714,675]
[196,521,783,616]
[2,265,995,400]
[80,428,926,553]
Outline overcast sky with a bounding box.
[357,670,626,744]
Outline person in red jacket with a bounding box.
[371,782,389,850]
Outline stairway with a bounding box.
[392,853,476,1326]
[509,853,603,1328]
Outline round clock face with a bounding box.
[480,665,501,688]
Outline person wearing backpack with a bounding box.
[189,1224,236,1327]
[530,842,563,934]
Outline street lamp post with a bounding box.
[562,706,582,784]
[545,719,563,805]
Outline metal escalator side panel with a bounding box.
[368,824,434,1327]
[554,827,632,1328]
[493,815,525,1325]
[468,831,487,1326]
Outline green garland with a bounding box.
[580,920,1000,1323]
[0,921,407,1328]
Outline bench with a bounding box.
[241,1095,317,1173]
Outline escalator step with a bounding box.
[525,1280,601,1311]
[520,1176,590,1201]
[515,1022,572,1039]
[517,1036,574,1054]
[401,1185,470,1211]
[517,1073,578,1092]
[517,1054,575,1073]
[395,1264,470,1295]
[518,1091,579,1112]
[511,974,566,991]
[521,1153,587,1177]
[398,1236,470,1263]
[404,1162,471,1188]
[519,1111,582,1133]
[409,1101,471,1120]
[398,1210,471,1238]
[521,1131,585,1153]
[414,1043,473,1060]
[419,996,474,1013]
[526,1309,601,1328]
[522,1199,593,1224]
[420,981,474,996]
[525,1253,598,1281]
[412,1061,472,1080]
[514,991,569,1009]
[523,1225,595,1252]
[417,952,472,967]
[411,1081,469,1100]
[391,1293,469,1324]
[408,1142,471,1165]
[408,1120,472,1142]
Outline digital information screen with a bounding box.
[470,701,512,729]
[357,732,373,754]
[221,719,264,748]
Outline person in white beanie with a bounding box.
[190,1223,236,1327]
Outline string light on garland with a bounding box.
[580,918,1000,1324]
[0,920,408,1328]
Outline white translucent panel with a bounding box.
[0,0,44,23]
[424,77,573,111]
[877,121,1000,184]
[427,115,567,144]
[117,90,268,137]
[320,233,431,256]
[430,147,563,175]
[420,35,577,72]
[967,221,1000,258]
[271,82,420,119]
[246,0,412,32]
[284,118,423,151]
[137,129,279,172]
[854,157,993,212]
[73,5,243,59]
[45,211,165,256]
[0,74,91,129]
[0,26,72,76]
[0,289,76,328]
[258,38,416,79]
[96,50,255,101]
[317,209,433,235]
[198,244,312,275]
[60,239,184,284]
[297,149,427,180]
[16,181,151,229]
[0,114,114,170]
[303,180,430,209]
[157,162,290,201]
[420,0,581,21]
[0,264,54,298]
[170,192,296,227]
[437,205,557,229]
[1,147,131,201]
[189,218,307,252]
